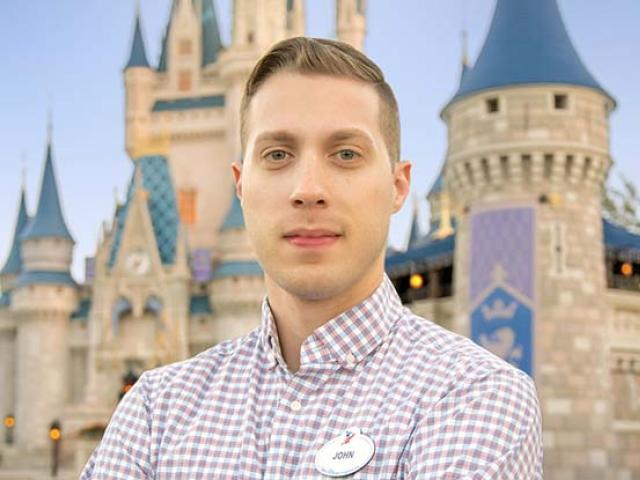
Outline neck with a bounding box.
[265,267,385,373]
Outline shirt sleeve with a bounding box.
[79,372,154,480]
[402,366,543,480]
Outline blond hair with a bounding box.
[240,37,401,165]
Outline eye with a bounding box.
[265,150,289,162]
[335,149,360,161]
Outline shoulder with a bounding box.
[391,308,538,407]
[395,312,542,477]
[137,328,260,407]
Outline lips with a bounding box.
[283,229,342,248]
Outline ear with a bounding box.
[231,162,243,204]
[391,160,411,214]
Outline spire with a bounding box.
[157,0,223,72]
[407,197,422,249]
[125,8,151,69]
[459,30,471,86]
[1,188,31,275]
[451,0,611,103]
[200,0,223,67]
[20,140,74,243]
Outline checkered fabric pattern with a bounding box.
[80,274,542,479]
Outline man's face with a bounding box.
[233,72,410,301]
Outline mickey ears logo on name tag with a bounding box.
[315,428,375,478]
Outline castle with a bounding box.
[0,0,638,478]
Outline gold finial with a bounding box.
[461,30,469,67]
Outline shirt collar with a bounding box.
[259,274,404,371]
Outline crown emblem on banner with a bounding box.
[481,298,518,321]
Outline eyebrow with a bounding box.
[325,128,374,146]
[254,131,297,146]
[253,128,374,147]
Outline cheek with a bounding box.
[343,179,394,233]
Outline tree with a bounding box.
[603,173,640,232]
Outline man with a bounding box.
[81,37,542,479]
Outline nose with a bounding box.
[289,158,328,209]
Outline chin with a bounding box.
[270,265,350,301]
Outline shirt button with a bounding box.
[290,400,302,412]
[345,353,357,365]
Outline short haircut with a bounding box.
[240,37,401,166]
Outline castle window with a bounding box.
[486,97,500,114]
[179,39,192,56]
[500,155,510,179]
[178,188,197,225]
[521,154,532,181]
[554,94,569,110]
[565,155,574,178]
[179,71,192,92]
[480,158,490,183]
[583,157,592,178]
[544,154,554,179]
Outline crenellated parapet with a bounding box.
[443,85,614,207]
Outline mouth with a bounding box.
[283,229,342,248]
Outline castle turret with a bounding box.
[442,0,616,476]
[231,0,287,51]
[0,188,30,433]
[124,9,154,157]
[12,139,77,451]
[336,0,367,51]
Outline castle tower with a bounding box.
[442,0,617,476]
[11,139,77,451]
[231,0,287,51]
[124,8,154,157]
[336,0,367,51]
[0,187,30,446]
[124,1,228,253]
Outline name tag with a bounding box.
[315,428,375,478]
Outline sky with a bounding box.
[0,1,639,282]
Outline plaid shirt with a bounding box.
[80,274,542,479]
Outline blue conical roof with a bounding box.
[221,190,245,231]
[1,189,30,275]
[201,0,223,66]
[21,143,74,243]
[125,11,150,69]
[450,0,611,103]
[157,0,223,72]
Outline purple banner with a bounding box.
[469,207,535,376]
[191,248,212,283]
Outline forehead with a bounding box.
[246,72,382,143]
